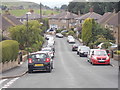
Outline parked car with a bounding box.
[56,33,64,38]
[88,49,110,65]
[97,42,118,49]
[72,44,79,51]
[45,34,52,40]
[47,37,55,45]
[41,47,54,58]
[77,46,90,57]
[28,51,53,73]
[61,30,68,33]
[46,28,56,34]
[67,36,75,43]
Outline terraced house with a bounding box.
[0,11,22,40]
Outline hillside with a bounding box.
[2,1,51,9]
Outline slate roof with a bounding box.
[97,12,114,24]
[76,12,102,20]
[107,11,120,26]
[50,11,78,19]
[0,14,22,31]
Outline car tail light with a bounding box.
[28,58,33,63]
[45,58,50,62]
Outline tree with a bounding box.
[82,18,93,45]
[9,20,44,51]
[60,4,68,10]
[68,2,119,15]
[1,5,7,10]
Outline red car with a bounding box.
[88,49,110,65]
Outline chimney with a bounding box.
[89,8,93,13]
[78,11,80,16]
[113,9,116,13]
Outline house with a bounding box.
[97,12,116,28]
[49,11,78,29]
[0,12,22,39]
[76,8,102,25]
[104,11,120,44]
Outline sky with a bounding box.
[19,0,73,8]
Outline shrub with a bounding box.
[56,29,63,33]
[68,30,75,36]
[114,50,120,55]
[1,40,19,63]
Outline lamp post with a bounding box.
[26,12,31,56]
[40,2,42,21]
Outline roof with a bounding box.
[0,14,22,31]
[106,11,120,26]
[76,12,102,20]
[97,12,114,24]
[50,11,78,19]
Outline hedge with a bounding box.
[114,50,120,55]
[1,40,19,63]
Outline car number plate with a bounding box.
[99,60,105,62]
[35,64,43,66]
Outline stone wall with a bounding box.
[113,54,120,61]
[0,60,18,73]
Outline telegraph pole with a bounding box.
[40,2,42,21]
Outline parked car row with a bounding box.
[28,35,55,73]
[68,35,111,65]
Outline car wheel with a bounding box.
[28,69,33,73]
[51,63,53,69]
[79,54,81,57]
[91,62,94,65]
[87,59,89,62]
[77,52,79,55]
[48,66,52,73]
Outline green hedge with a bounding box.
[114,50,120,55]
[1,40,19,63]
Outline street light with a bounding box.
[26,12,31,56]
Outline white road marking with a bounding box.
[0,79,8,85]
[1,77,19,89]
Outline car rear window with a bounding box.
[94,50,107,56]
[30,53,47,59]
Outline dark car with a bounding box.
[72,44,79,51]
[28,51,53,73]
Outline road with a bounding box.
[1,37,119,88]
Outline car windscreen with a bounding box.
[42,49,52,52]
[81,47,90,51]
[94,51,107,56]
[30,53,47,59]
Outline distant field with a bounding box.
[2,9,59,17]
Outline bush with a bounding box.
[1,40,19,63]
[68,30,75,36]
[56,29,63,33]
[114,50,120,55]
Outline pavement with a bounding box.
[0,36,119,88]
